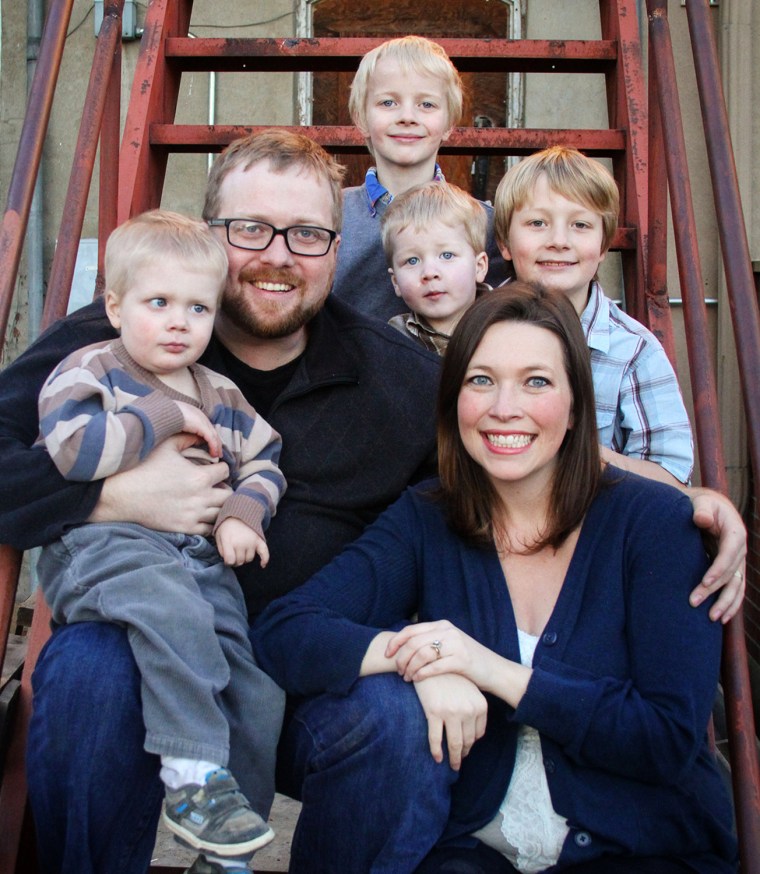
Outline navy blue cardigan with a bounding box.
[252,470,737,870]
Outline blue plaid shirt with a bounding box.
[581,281,694,483]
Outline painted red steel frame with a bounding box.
[42,0,127,330]
[645,0,675,363]
[684,0,760,863]
[0,6,127,871]
[599,0,650,327]
[647,3,760,871]
[0,0,75,349]
[685,0,760,496]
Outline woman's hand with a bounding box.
[387,620,532,710]
[688,487,747,623]
[412,673,487,771]
[387,620,493,688]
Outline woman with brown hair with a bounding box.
[252,282,736,873]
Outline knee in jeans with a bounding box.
[295,673,428,765]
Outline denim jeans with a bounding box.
[27,619,283,874]
[278,673,459,873]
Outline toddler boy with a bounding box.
[494,145,693,485]
[332,34,508,322]
[35,210,286,864]
[382,181,489,355]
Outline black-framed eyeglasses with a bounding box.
[208,218,337,257]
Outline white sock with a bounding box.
[160,756,223,790]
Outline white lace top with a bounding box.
[471,629,569,872]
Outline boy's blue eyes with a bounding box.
[525,219,594,229]
[147,298,208,314]
[403,252,456,266]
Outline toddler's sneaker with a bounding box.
[184,854,249,874]
[164,768,274,856]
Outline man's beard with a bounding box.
[221,274,331,339]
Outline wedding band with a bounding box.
[430,640,442,659]
[734,570,744,580]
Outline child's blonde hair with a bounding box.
[494,146,619,254]
[349,36,463,140]
[381,181,487,262]
[105,209,228,301]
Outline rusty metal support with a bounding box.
[163,36,618,74]
[684,0,760,498]
[599,0,649,327]
[42,0,126,330]
[118,0,195,222]
[148,123,627,156]
[97,11,123,299]
[647,4,760,871]
[0,546,23,685]
[644,0,676,363]
[0,0,75,356]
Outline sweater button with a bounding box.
[574,831,592,847]
[543,757,556,774]
[542,630,558,646]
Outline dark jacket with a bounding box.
[0,295,440,616]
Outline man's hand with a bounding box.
[413,674,487,771]
[688,487,747,623]
[89,433,231,534]
[215,518,269,568]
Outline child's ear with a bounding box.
[389,268,403,299]
[475,251,488,283]
[104,290,121,330]
[497,240,513,262]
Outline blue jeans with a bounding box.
[27,620,282,874]
[278,673,459,873]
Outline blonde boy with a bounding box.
[35,210,285,860]
[494,146,693,486]
[382,181,489,355]
[331,35,508,322]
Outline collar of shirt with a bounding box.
[579,281,612,355]
[403,312,451,355]
[363,164,446,217]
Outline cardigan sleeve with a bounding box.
[251,488,426,695]
[515,486,719,786]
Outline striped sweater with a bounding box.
[37,338,285,538]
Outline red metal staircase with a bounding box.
[1,1,759,871]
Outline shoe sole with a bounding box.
[162,811,275,856]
